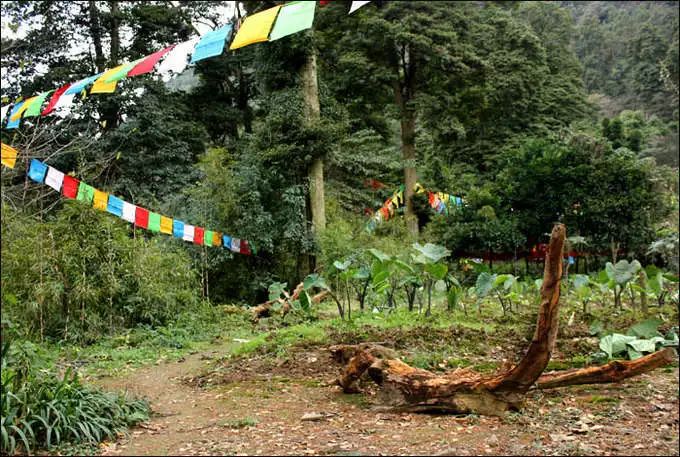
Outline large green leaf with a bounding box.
[599,333,636,358]
[605,260,642,286]
[393,259,415,274]
[572,274,590,291]
[267,282,287,301]
[333,260,351,271]
[425,263,448,280]
[303,274,329,291]
[367,249,391,263]
[475,272,496,298]
[412,242,451,263]
[626,318,662,339]
[626,338,656,353]
[352,267,370,280]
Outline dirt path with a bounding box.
[97,347,679,456]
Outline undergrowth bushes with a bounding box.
[0,340,149,455]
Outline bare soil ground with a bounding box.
[97,345,679,456]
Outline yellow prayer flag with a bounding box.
[93,189,109,211]
[160,216,173,235]
[9,96,39,121]
[213,231,222,247]
[230,5,282,50]
[90,64,129,94]
[1,143,18,169]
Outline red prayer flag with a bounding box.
[62,175,79,199]
[240,239,251,255]
[41,83,72,116]
[127,45,176,77]
[135,207,149,228]
[194,227,204,245]
[319,0,331,5]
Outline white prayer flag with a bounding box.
[349,1,370,14]
[157,38,200,82]
[45,167,65,192]
[122,201,137,223]
[230,238,241,253]
[183,224,195,242]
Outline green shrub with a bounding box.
[1,340,149,455]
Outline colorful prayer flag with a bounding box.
[183,224,195,242]
[23,91,52,118]
[128,45,176,76]
[194,227,205,244]
[1,143,18,168]
[173,220,185,238]
[76,182,95,203]
[41,84,72,116]
[45,166,65,191]
[204,230,214,247]
[10,96,40,122]
[135,207,150,228]
[157,38,199,81]
[65,73,103,95]
[62,175,80,199]
[28,159,48,183]
[223,234,232,248]
[122,201,136,222]
[160,216,173,235]
[269,1,316,41]
[240,239,251,255]
[230,238,241,253]
[229,5,282,50]
[349,1,371,14]
[212,231,222,247]
[107,195,124,217]
[93,189,109,211]
[6,101,26,129]
[1,105,9,122]
[103,61,139,83]
[190,24,233,63]
[148,212,161,232]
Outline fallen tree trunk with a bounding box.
[332,223,677,415]
[535,347,676,389]
[251,283,328,321]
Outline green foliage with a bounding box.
[595,319,678,360]
[1,204,201,343]
[1,340,149,454]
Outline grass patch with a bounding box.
[232,323,327,357]
[219,417,258,428]
[586,395,620,404]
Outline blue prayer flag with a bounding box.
[5,101,25,129]
[190,24,233,63]
[222,235,232,248]
[173,220,185,238]
[107,195,124,217]
[65,74,103,95]
[28,159,48,183]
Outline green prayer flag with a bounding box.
[204,230,214,247]
[24,91,52,118]
[269,1,315,41]
[76,182,95,203]
[148,212,161,232]
[104,61,139,83]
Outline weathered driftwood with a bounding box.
[251,283,328,321]
[332,223,676,415]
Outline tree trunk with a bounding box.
[88,1,106,72]
[302,49,326,234]
[109,1,120,65]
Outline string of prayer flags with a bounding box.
[12,154,252,252]
[269,1,316,41]
[28,159,48,183]
[190,24,233,63]
[62,175,79,199]
[107,195,124,217]
[93,189,109,211]
[45,166,65,192]
[91,61,139,94]
[1,143,18,169]
[76,182,95,203]
[157,38,199,80]
[41,84,72,116]
[127,45,176,77]
[10,96,40,122]
[349,1,371,14]
[229,5,282,50]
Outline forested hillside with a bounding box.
[0,2,678,455]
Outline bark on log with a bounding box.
[535,347,677,389]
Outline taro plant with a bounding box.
[472,272,518,316]
[411,243,451,316]
[604,259,642,308]
[571,274,593,315]
[595,318,679,360]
